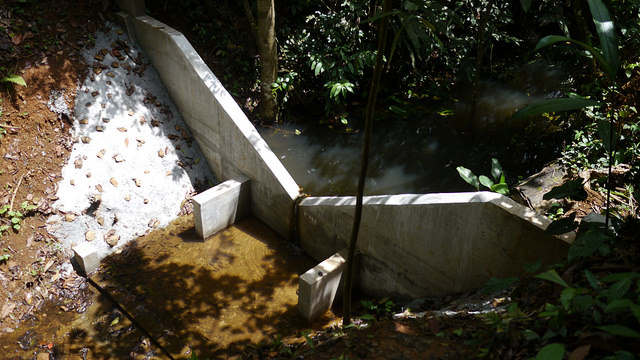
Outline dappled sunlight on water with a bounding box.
[0,215,338,359]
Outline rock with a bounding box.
[109,177,118,187]
[158,149,165,158]
[85,230,95,241]
[117,127,127,132]
[143,199,149,204]
[95,184,103,192]
[104,230,119,247]
[70,179,75,186]
[113,154,124,163]
[96,125,104,132]
[64,213,76,222]
[107,72,115,78]
[133,178,141,187]
[124,194,130,201]
[79,118,88,124]
[91,91,99,97]
[74,159,83,169]
[81,136,91,144]
[97,149,105,158]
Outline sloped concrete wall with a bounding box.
[299,192,571,298]
[121,14,299,238]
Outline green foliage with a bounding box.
[1,74,26,87]
[0,201,36,234]
[456,158,510,195]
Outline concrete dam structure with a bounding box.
[112,0,571,308]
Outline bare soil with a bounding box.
[0,0,112,335]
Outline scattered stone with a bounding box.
[70,179,75,186]
[97,217,104,226]
[93,67,103,75]
[107,72,115,78]
[109,177,118,187]
[64,213,76,222]
[124,138,130,147]
[106,81,112,86]
[74,158,83,169]
[86,172,91,178]
[104,230,119,247]
[136,139,145,147]
[111,62,119,68]
[166,171,172,176]
[158,149,165,158]
[133,178,141,187]
[128,110,134,116]
[96,125,104,132]
[148,218,160,228]
[144,170,150,174]
[85,230,95,241]
[81,136,91,144]
[79,118,88,124]
[113,154,124,163]
[102,117,110,123]
[139,116,146,125]
[124,194,131,201]
[94,54,104,61]
[85,102,91,107]
[151,118,160,127]
[95,184,103,192]
[101,103,106,109]
[100,48,108,56]
[143,199,149,204]
[117,127,127,132]
[97,149,105,158]
[91,91,99,97]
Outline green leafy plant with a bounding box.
[456,158,510,195]
[0,200,36,233]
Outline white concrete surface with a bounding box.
[299,249,348,321]
[73,243,100,275]
[299,192,572,298]
[193,175,250,239]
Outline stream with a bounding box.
[260,62,572,196]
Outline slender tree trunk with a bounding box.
[470,0,494,125]
[257,0,278,122]
[342,0,392,327]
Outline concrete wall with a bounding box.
[299,192,571,298]
[117,4,572,299]
[120,14,299,238]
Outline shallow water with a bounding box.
[0,215,338,359]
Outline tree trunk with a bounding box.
[342,0,392,327]
[257,0,278,122]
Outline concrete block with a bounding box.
[299,249,350,321]
[114,0,146,17]
[73,242,99,275]
[193,175,251,239]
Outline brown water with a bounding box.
[0,215,338,359]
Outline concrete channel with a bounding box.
[78,0,574,321]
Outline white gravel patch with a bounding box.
[47,23,216,260]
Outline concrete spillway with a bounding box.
[111,0,572,305]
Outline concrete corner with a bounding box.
[193,175,251,239]
[114,0,146,17]
[299,249,351,321]
[73,242,99,275]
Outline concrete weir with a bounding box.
[114,1,572,319]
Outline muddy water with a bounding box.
[260,63,571,196]
[1,215,337,359]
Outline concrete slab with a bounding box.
[193,175,251,239]
[299,249,349,321]
[73,243,99,275]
